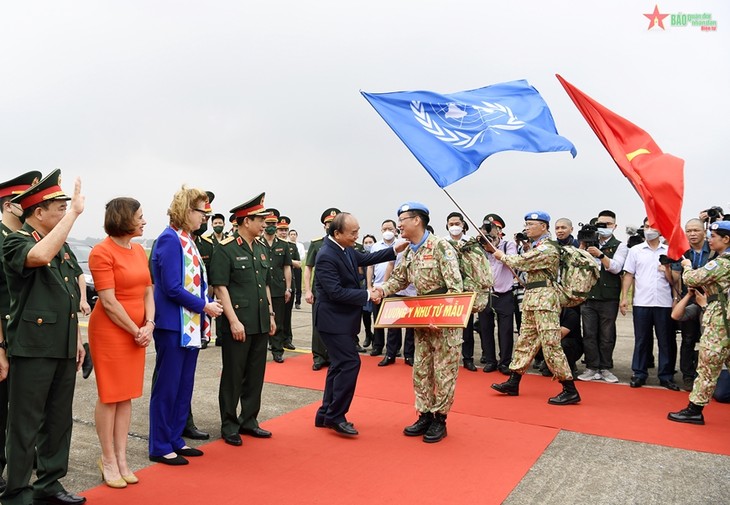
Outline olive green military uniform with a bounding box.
[683,255,730,406]
[283,240,300,342]
[0,223,13,479]
[306,237,329,366]
[209,234,272,436]
[258,236,292,358]
[500,236,573,381]
[1,224,81,505]
[195,234,214,281]
[381,233,464,414]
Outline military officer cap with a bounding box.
[320,207,341,224]
[229,213,236,223]
[483,213,505,229]
[0,171,42,200]
[277,216,291,229]
[264,208,280,224]
[211,213,225,222]
[230,192,268,220]
[524,211,550,224]
[11,169,70,209]
[710,221,730,236]
[204,191,215,214]
[397,202,429,216]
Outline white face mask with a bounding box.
[382,230,395,242]
[448,225,463,237]
[644,228,660,241]
[364,244,373,252]
[597,227,613,238]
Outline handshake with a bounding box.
[369,286,385,305]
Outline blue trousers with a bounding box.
[316,330,361,425]
[149,328,199,457]
[631,306,676,382]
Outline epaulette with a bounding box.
[219,236,235,245]
[199,235,213,244]
[311,237,323,243]
[17,230,30,236]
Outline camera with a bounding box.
[481,221,493,234]
[515,231,528,242]
[704,206,724,223]
[577,222,599,248]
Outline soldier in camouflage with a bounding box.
[372,202,463,443]
[668,221,730,425]
[488,211,581,405]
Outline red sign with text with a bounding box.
[374,293,476,328]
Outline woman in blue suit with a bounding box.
[149,187,223,465]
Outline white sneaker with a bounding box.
[578,369,600,381]
[600,369,619,383]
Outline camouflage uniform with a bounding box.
[683,255,730,406]
[500,235,573,381]
[380,233,463,414]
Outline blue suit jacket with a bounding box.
[313,238,396,335]
[151,226,208,332]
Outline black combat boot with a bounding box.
[491,372,521,396]
[667,402,705,425]
[403,412,434,436]
[423,413,447,443]
[548,380,581,405]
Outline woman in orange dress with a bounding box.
[88,197,153,488]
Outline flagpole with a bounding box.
[441,188,525,288]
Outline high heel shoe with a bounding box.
[121,473,139,484]
[97,458,127,489]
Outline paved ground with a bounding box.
[33,305,730,503]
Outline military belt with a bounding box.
[525,281,548,290]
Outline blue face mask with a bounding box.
[597,227,613,238]
[364,244,373,252]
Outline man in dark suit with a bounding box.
[313,212,405,436]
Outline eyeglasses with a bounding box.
[192,208,209,216]
[398,215,416,224]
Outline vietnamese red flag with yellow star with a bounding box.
[556,74,688,260]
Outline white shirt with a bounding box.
[371,239,395,284]
[295,241,306,260]
[623,241,673,307]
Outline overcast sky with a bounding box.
[1,1,728,243]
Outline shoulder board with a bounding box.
[18,230,30,236]
[311,237,323,243]
[200,235,213,244]
[219,236,235,245]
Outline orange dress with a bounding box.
[88,237,152,403]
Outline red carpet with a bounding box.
[81,397,557,505]
[265,354,730,456]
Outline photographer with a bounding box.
[477,214,516,375]
[577,210,628,384]
[669,218,715,390]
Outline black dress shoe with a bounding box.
[283,341,296,350]
[630,376,646,388]
[176,447,204,457]
[272,354,284,363]
[182,426,210,440]
[149,454,189,465]
[480,356,488,364]
[378,356,395,367]
[315,418,326,428]
[33,491,87,505]
[325,421,358,436]
[356,344,367,353]
[81,343,93,379]
[463,360,477,372]
[660,380,681,391]
[482,363,497,373]
[404,357,414,366]
[222,433,242,446]
[667,403,705,425]
[369,348,383,357]
[239,426,272,438]
[363,335,372,348]
[312,363,323,371]
[201,339,209,349]
[295,303,301,309]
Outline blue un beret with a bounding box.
[397,201,429,216]
[710,221,730,234]
[524,211,550,224]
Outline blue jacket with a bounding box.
[151,226,208,332]
[313,237,395,335]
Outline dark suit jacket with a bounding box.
[314,237,395,335]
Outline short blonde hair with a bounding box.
[167,186,207,230]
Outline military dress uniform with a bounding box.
[282,223,300,346]
[379,203,463,442]
[1,169,86,505]
[209,194,273,443]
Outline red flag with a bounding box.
[556,74,689,260]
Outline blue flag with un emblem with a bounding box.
[362,80,577,188]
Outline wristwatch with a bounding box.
[0,340,7,351]
[598,253,606,259]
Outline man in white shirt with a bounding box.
[620,218,680,390]
[367,219,399,357]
